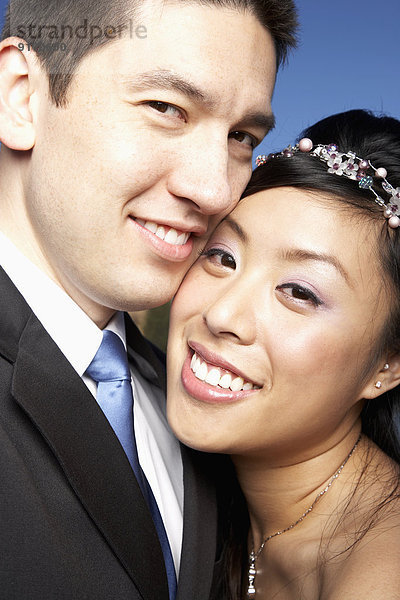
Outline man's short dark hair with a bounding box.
[2,0,298,107]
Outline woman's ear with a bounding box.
[362,356,400,400]
[0,37,41,150]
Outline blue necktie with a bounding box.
[86,330,177,600]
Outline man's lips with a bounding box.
[129,217,195,261]
[135,219,191,246]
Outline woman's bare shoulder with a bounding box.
[321,451,400,600]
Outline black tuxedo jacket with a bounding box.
[0,266,218,600]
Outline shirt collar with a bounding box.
[0,231,126,377]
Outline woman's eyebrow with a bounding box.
[279,248,352,286]
[222,219,351,285]
[223,216,248,243]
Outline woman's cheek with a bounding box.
[173,268,212,320]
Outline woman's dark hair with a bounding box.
[218,109,400,599]
[245,109,400,464]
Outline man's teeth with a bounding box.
[136,219,190,246]
[190,352,257,392]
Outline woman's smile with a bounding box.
[166,108,400,600]
[167,187,388,459]
[181,342,262,404]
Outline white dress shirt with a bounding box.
[0,231,183,574]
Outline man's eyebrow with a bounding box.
[279,248,351,286]
[224,217,248,243]
[123,69,275,133]
[123,69,217,109]
[236,112,276,137]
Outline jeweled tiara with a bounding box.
[256,138,400,229]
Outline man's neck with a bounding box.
[0,229,116,329]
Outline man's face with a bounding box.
[24,0,276,325]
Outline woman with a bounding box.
[167,110,400,599]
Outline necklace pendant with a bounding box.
[247,550,256,598]
[245,434,361,600]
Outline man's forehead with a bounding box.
[73,0,277,133]
[114,4,276,99]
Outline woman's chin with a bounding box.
[167,407,227,454]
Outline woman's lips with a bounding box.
[189,341,262,388]
[181,350,260,405]
[190,351,256,391]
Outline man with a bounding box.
[0,1,297,598]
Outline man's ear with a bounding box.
[0,37,41,150]
[362,355,400,400]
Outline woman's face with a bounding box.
[167,188,389,464]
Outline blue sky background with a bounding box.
[0,0,398,165]
[258,0,400,162]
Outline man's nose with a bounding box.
[166,132,248,217]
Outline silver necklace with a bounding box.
[247,434,361,598]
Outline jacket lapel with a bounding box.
[177,445,219,600]
[124,313,220,598]
[124,313,166,391]
[1,263,218,600]
[11,311,169,600]
[124,313,219,599]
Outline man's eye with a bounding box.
[229,131,257,148]
[147,101,184,120]
[201,248,237,270]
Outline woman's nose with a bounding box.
[202,281,257,346]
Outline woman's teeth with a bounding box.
[190,352,256,391]
[136,219,190,246]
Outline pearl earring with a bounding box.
[383,363,389,371]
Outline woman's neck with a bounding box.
[231,426,362,551]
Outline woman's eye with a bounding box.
[277,284,322,307]
[229,131,257,148]
[201,248,237,270]
[147,101,185,120]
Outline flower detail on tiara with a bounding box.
[329,153,349,176]
[256,139,400,229]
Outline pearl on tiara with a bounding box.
[255,138,400,229]
[376,167,388,179]
[299,138,313,152]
